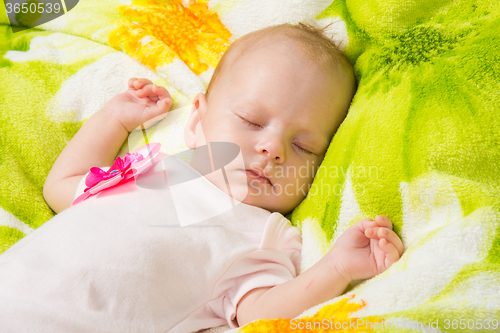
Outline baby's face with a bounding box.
[185,39,348,214]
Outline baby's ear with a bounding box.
[184,92,208,149]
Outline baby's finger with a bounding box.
[157,96,173,113]
[135,84,160,100]
[132,78,154,90]
[152,84,172,100]
[357,218,376,229]
[128,77,138,88]
[366,227,404,255]
[380,238,400,268]
[375,215,393,229]
[143,98,171,122]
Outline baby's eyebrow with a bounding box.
[228,101,267,123]
[228,100,262,113]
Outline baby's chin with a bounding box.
[238,185,293,214]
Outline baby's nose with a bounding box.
[261,142,285,163]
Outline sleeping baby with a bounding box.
[0,23,403,332]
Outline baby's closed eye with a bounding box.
[238,115,262,128]
[293,143,314,155]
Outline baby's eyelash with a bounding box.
[239,116,261,128]
[294,143,314,155]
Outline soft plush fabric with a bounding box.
[0,152,301,332]
[1,0,499,332]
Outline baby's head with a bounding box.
[184,23,356,214]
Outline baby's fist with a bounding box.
[104,78,173,132]
[328,215,404,282]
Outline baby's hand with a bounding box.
[326,215,404,283]
[103,78,173,132]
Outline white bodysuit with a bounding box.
[0,154,302,332]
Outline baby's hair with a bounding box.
[205,22,356,103]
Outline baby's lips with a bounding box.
[245,169,273,186]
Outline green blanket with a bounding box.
[1,0,499,332]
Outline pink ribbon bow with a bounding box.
[72,143,161,206]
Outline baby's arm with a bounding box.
[236,252,350,326]
[43,111,128,213]
[43,78,172,213]
[236,215,404,326]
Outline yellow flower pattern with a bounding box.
[240,295,381,332]
[109,0,231,75]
